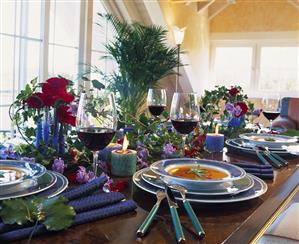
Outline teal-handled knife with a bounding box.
[136,191,166,237]
[170,185,205,239]
[165,186,186,244]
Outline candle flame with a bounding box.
[215,124,220,135]
[122,134,129,151]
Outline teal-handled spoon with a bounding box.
[136,191,166,237]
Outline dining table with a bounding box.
[16,150,299,244]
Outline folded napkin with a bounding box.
[0,200,137,242]
[62,175,108,200]
[233,162,274,180]
[0,176,137,242]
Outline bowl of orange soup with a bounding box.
[150,158,246,191]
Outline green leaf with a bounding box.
[91,79,105,90]
[40,197,75,231]
[0,198,36,225]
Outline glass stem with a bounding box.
[92,151,98,176]
[269,119,273,131]
[182,134,187,154]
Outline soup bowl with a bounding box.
[150,158,246,191]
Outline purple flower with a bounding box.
[163,143,176,156]
[137,147,149,161]
[67,103,78,116]
[225,103,235,114]
[234,105,243,117]
[252,108,262,116]
[137,157,149,170]
[52,157,65,174]
[76,166,95,184]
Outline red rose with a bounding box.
[42,77,74,106]
[228,87,239,96]
[57,105,76,126]
[235,102,248,116]
[26,92,45,108]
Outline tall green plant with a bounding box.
[100,14,179,125]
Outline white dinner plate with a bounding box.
[133,169,268,203]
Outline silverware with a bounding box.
[165,185,186,243]
[263,146,288,166]
[169,184,205,239]
[136,191,166,237]
[255,147,281,169]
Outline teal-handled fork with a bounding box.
[136,191,166,237]
[170,184,205,239]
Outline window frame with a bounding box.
[0,0,109,135]
[210,34,299,98]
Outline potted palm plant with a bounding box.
[99,14,179,126]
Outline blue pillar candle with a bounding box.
[205,125,224,152]
[99,143,122,164]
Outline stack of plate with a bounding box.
[133,158,268,203]
[0,160,68,200]
[226,133,299,158]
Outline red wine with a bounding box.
[263,111,280,121]
[78,128,115,151]
[171,120,198,134]
[148,105,166,116]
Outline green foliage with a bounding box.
[0,196,75,231]
[125,113,184,162]
[200,85,253,133]
[282,129,299,137]
[39,197,75,231]
[99,14,179,124]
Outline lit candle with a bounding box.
[111,135,137,176]
[205,124,224,152]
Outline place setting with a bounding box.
[1,2,299,243]
[0,160,68,200]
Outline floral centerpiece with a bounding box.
[7,77,98,183]
[200,85,261,137]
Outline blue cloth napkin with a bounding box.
[62,175,108,200]
[0,191,125,234]
[0,200,137,242]
[0,176,137,242]
[233,162,274,180]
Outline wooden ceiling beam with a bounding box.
[208,0,231,20]
[197,0,215,13]
[170,0,212,3]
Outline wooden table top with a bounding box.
[22,152,299,244]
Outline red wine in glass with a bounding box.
[147,89,167,117]
[171,120,198,134]
[262,111,280,121]
[148,105,166,116]
[78,128,116,151]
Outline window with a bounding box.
[48,0,81,79]
[258,46,299,92]
[91,3,116,82]
[0,1,43,131]
[0,0,111,133]
[212,46,253,91]
[210,40,299,98]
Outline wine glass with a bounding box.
[170,92,200,151]
[147,88,167,117]
[262,93,281,132]
[76,91,117,176]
